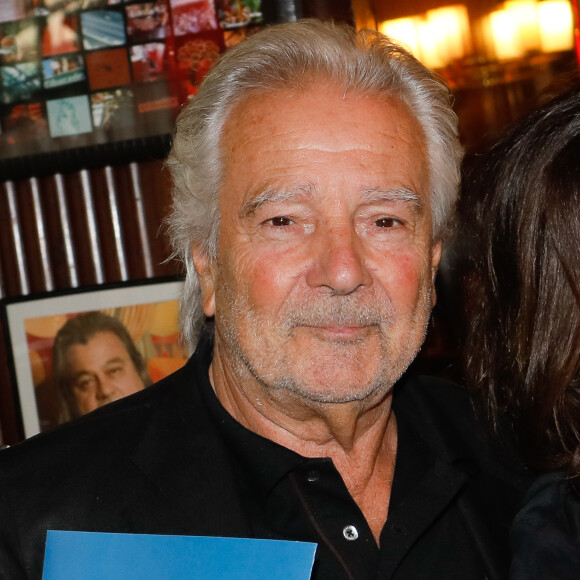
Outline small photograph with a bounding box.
[130,41,166,83]
[169,0,218,36]
[0,61,41,104]
[0,1,30,23]
[0,18,40,64]
[216,0,262,29]
[174,32,221,95]
[80,0,112,7]
[3,280,184,436]
[91,87,134,129]
[46,94,92,137]
[125,1,168,43]
[42,53,85,89]
[47,0,111,11]
[0,102,48,145]
[80,9,126,50]
[86,46,131,90]
[42,11,80,56]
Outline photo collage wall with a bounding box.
[0,0,263,163]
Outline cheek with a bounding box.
[243,265,297,314]
[123,370,143,391]
[75,391,93,405]
[375,252,432,303]
[226,245,303,311]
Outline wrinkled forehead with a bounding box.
[218,82,429,208]
[221,81,423,142]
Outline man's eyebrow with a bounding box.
[71,357,126,380]
[240,185,423,217]
[361,187,422,208]
[104,357,126,367]
[240,184,314,217]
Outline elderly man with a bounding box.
[0,20,524,579]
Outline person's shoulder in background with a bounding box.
[511,471,580,580]
[395,373,532,498]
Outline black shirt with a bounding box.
[195,340,524,579]
[0,339,526,579]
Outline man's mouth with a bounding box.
[296,324,375,341]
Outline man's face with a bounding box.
[64,331,145,414]
[196,83,441,404]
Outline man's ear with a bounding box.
[192,245,216,317]
[430,241,442,308]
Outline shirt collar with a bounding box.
[193,339,478,503]
[194,338,314,500]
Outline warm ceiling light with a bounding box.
[378,17,422,58]
[537,0,574,52]
[379,5,471,69]
[504,0,541,52]
[425,5,471,61]
[417,19,447,68]
[489,8,526,59]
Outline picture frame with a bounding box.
[1,277,185,439]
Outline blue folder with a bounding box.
[42,531,317,579]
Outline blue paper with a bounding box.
[42,531,317,580]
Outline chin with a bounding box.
[274,371,390,405]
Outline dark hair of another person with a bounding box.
[52,311,152,419]
[461,82,580,494]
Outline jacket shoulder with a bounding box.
[396,373,528,486]
[0,359,199,480]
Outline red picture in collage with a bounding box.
[1,103,48,148]
[130,42,167,83]
[86,48,131,91]
[168,0,224,99]
[42,12,80,57]
[169,0,218,36]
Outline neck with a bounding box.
[209,341,398,543]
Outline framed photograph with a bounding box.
[1,278,186,439]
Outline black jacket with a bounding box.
[0,342,527,579]
[510,471,580,579]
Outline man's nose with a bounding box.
[305,224,372,294]
[95,377,116,401]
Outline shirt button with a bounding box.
[305,470,320,483]
[343,525,359,541]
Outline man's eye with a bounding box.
[374,217,401,228]
[74,378,95,392]
[268,216,294,227]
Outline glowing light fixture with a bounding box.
[489,8,526,59]
[378,17,421,58]
[504,0,541,51]
[537,0,574,52]
[417,19,447,68]
[425,5,471,62]
[378,5,471,69]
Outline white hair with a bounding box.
[166,19,463,351]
